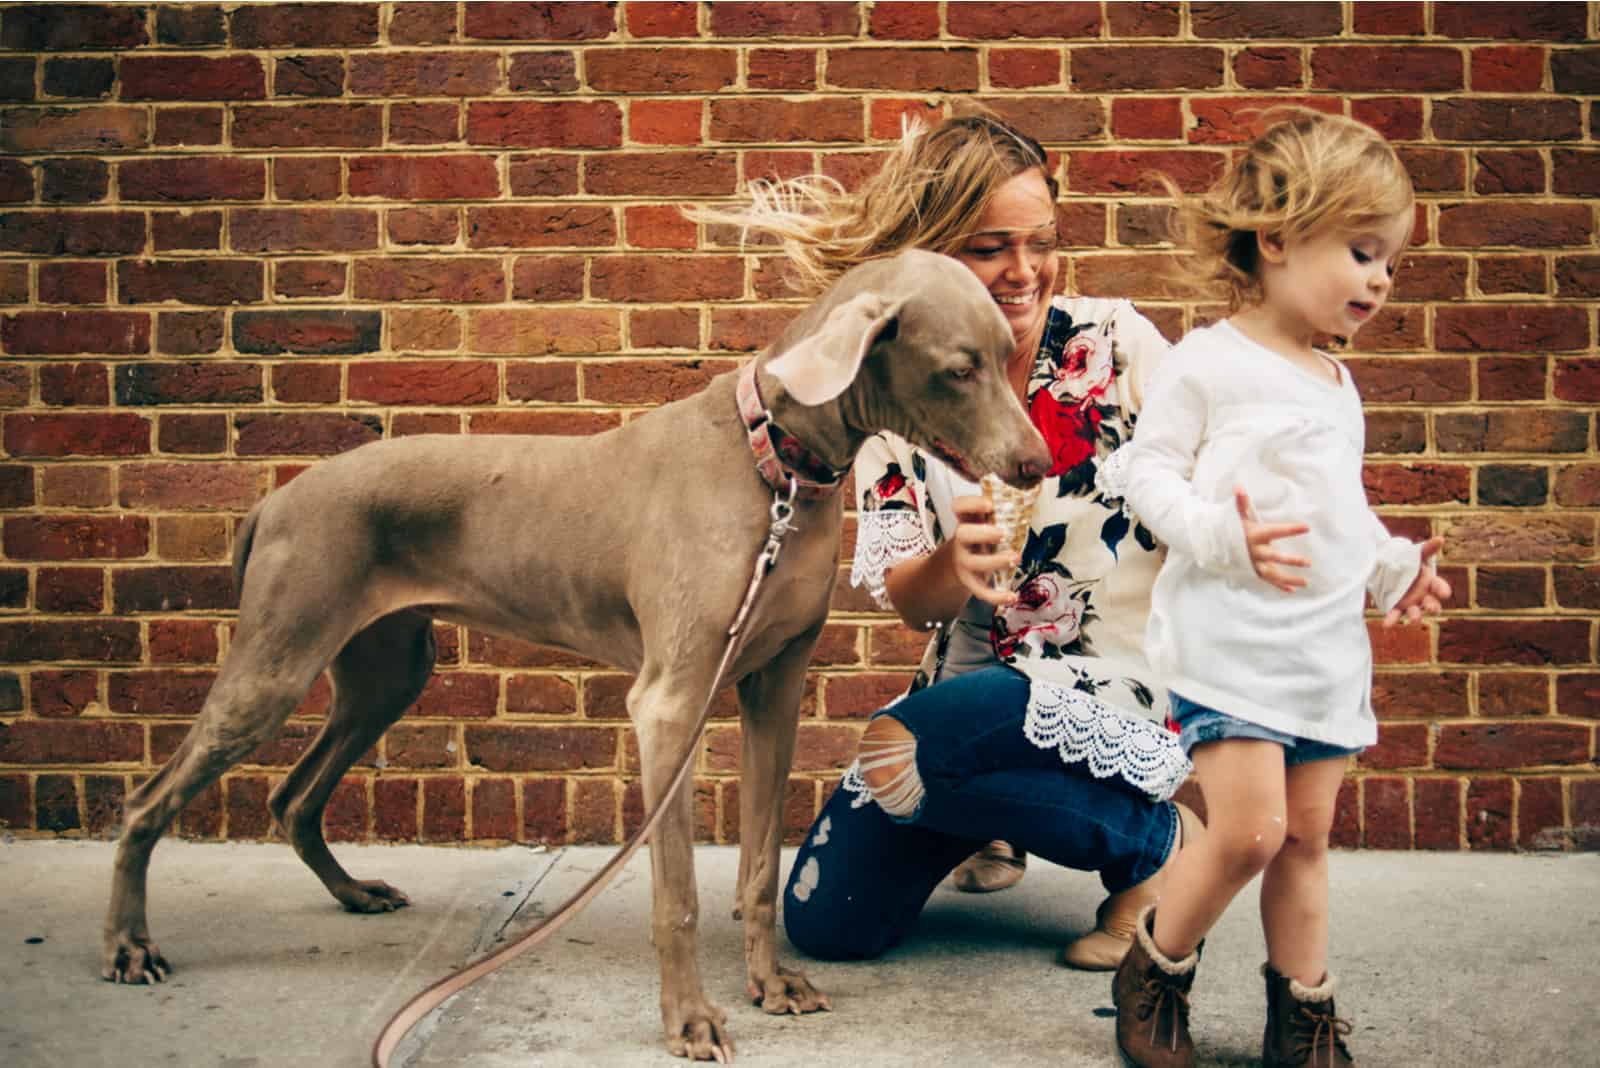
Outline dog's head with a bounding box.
[765,249,1049,489]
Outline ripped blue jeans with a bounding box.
[783,665,1178,961]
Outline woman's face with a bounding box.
[949,167,1060,355]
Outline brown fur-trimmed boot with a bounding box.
[1112,906,1201,1068]
[1262,964,1355,1067]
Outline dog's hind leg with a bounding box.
[734,631,830,1017]
[269,610,436,913]
[101,631,337,983]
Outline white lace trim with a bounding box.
[1095,442,1135,516]
[1023,681,1191,801]
[839,759,874,809]
[850,509,934,611]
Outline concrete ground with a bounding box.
[2,838,1595,1067]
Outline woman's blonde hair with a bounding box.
[1168,107,1415,311]
[691,106,1055,296]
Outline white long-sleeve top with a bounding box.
[1123,320,1421,748]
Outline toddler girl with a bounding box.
[1110,109,1451,1067]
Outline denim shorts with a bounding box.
[1170,693,1363,766]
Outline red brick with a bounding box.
[1106,2,1181,36]
[1470,46,1546,93]
[389,308,462,351]
[353,258,502,302]
[2,4,148,49]
[1477,673,1549,718]
[708,307,792,352]
[1552,49,1600,95]
[1361,776,1411,849]
[1555,674,1600,718]
[627,1,698,38]
[387,102,459,145]
[628,99,702,145]
[1312,46,1462,92]
[588,47,738,93]
[467,101,621,148]
[1412,777,1461,850]
[152,210,222,252]
[1435,306,1588,353]
[157,413,228,454]
[625,205,695,250]
[37,362,106,408]
[155,312,224,355]
[709,98,862,143]
[1437,723,1590,772]
[1362,463,1469,506]
[120,55,265,101]
[119,260,262,306]
[1555,255,1600,298]
[1190,2,1341,38]
[273,156,342,201]
[1188,96,1339,145]
[40,157,108,203]
[1352,97,1424,142]
[120,157,266,202]
[469,777,517,840]
[738,49,810,93]
[349,361,498,406]
[3,413,148,458]
[1554,562,1600,610]
[1233,46,1305,90]
[1550,149,1600,198]
[1477,356,1547,401]
[591,255,742,302]
[1068,149,1227,194]
[0,106,146,153]
[466,205,615,248]
[1477,255,1547,296]
[1439,619,1592,666]
[825,47,980,92]
[107,668,219,714]
[229,208,378,253]
[944,2,1097,38]
[1372,671,1469,720]
[508,154,579,197]
[1346,356,1470,403]
[1475,565,1547,610]
[34,775,80,831]
[232,104,383,148]
[469,308,621,355]
[149,619,221,665]
[230,3,380,47]
[233,412,382,457]
[989,47,1062,89]
[389,3,456,45]
[153,107,224,147]
[629,308,698,349]
[1434,3,1588,41]
[0,159,30,202]
[1553,464,1600,510]
[274,260,346,299]
[271,362,340,403]
[372,777,419,840]
[0,620,142,664]
[1359,722,1430,770]
[1517,777,1566,849]
[0,209,145,254]
[274,54,344,98]
[1462,776,1512,849]
[36,568,103,613]
[584,359,735,405]
[1432,99,1582,142]
[463,2,615,40]
[464,725,618,772]
[114,362,263,407]
[38,262,107,305]
[347,51,498,96]
[1073,46,1224,91]
[1447,202,1586,248]
[587,152,736,197]
[119,463,263,511]
[708,2,861,37]
[506,51,580,93]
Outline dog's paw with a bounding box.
[748,964,830,1016]
[336,878,411,913]
[665,1004,734,1063]
[101,935,171,985]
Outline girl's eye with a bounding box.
[1351,248,1372,265]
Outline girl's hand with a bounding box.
[1234,486,1311,594]
[1384,537,1452,626]
[951,495,1020,607]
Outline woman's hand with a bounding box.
[950,495,1021,607]
[1384,536,1452,626]
[1234,487,1311,594]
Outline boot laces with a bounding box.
[1138,972,1191,1053]
[1291,1003,1353,1064]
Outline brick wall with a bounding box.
[0,2,1595,851]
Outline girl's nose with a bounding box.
[1003,245,1039,281]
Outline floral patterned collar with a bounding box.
[736,360,851,500]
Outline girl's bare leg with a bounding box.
[1151,739,1287,957]
[1258,755,1348,985]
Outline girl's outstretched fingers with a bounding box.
[1384,537,1452,626]
[1233,486,1312,593]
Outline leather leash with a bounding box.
[372,478,802,1068]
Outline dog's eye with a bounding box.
[948,365,976,382]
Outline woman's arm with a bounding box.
[882,499,1016,630]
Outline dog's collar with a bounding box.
[736,361,850,500]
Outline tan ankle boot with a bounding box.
[1112,906,1200,1068]
[1062,802,1203,970]
[950,839,1027,893]
[1262,965,1355,1067]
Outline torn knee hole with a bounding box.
[858,717,923,818]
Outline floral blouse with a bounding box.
[847,296,1191,802]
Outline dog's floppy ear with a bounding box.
[765,292,906,406]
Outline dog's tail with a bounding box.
[231,503,264,594]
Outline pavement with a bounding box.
[1,838,1595,1067]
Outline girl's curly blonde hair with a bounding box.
[1168,107,1415,311]
[689,106,1055,296]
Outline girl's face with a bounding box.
[949,167,1060,355]
[1261,208,1412,345]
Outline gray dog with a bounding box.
[100,248,1050,1061]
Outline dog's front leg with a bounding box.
[734,632,830,1017]
[632,669,735,1063]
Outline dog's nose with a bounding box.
[1015,457,1047,486]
